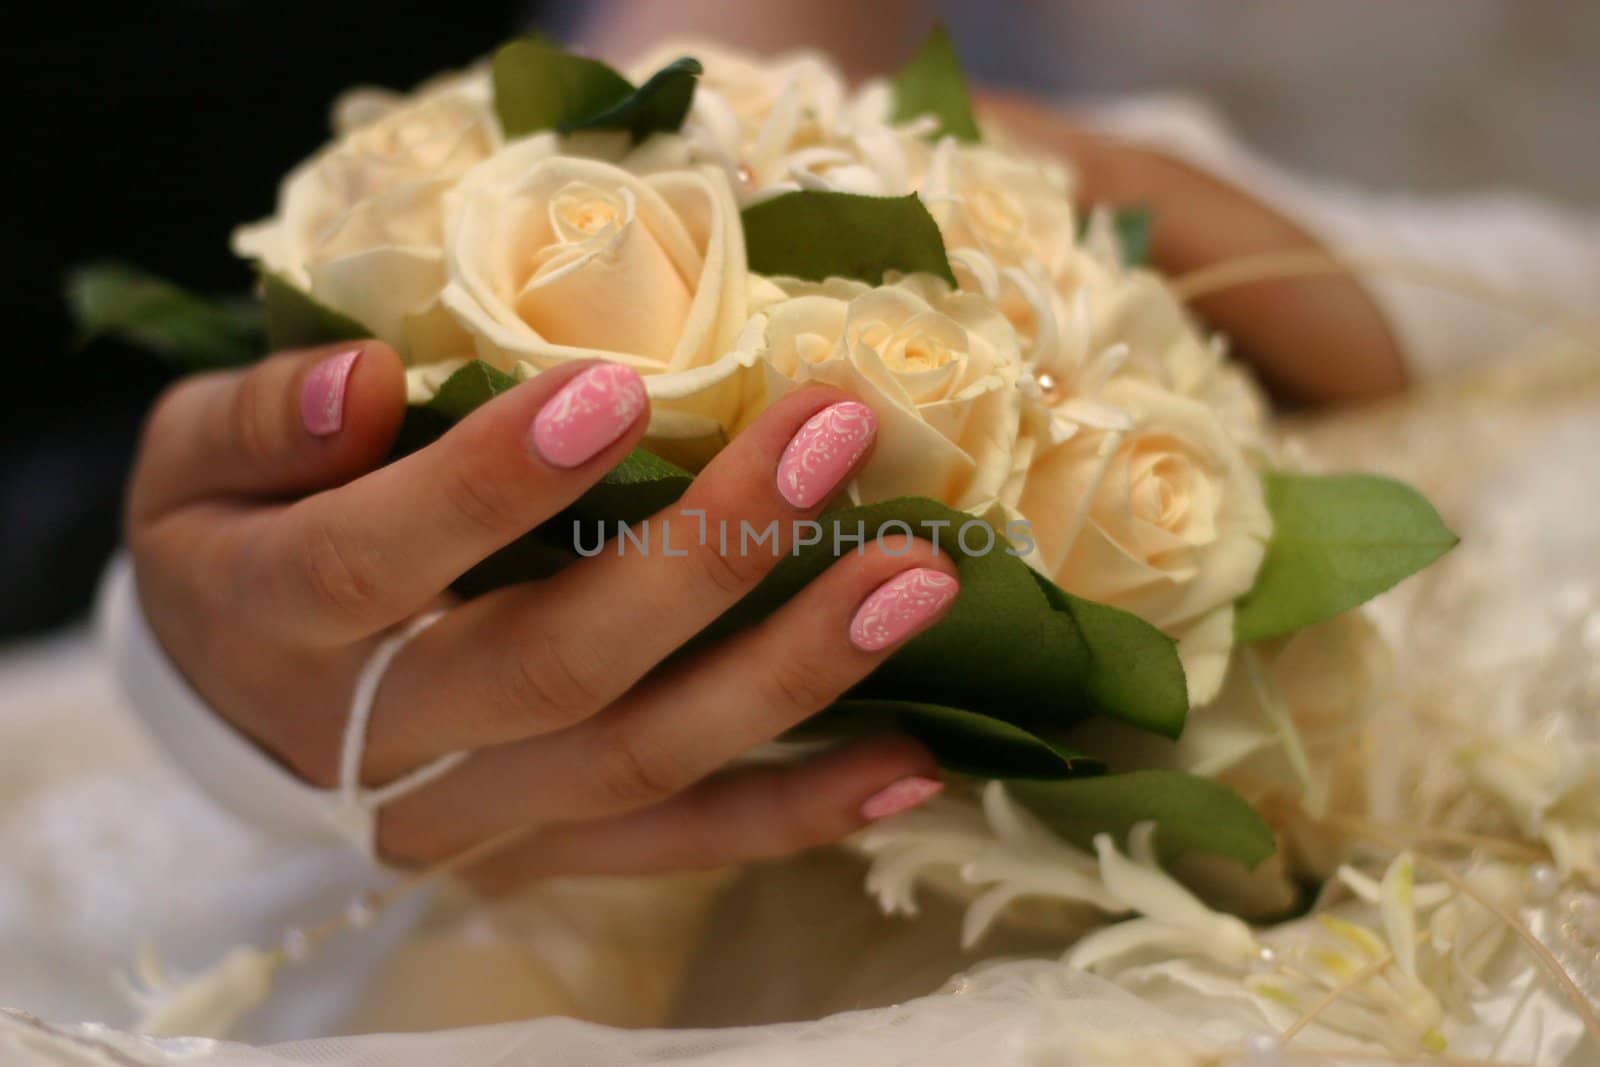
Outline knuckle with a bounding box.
[226,367,281,471]
[761,652,841,716]
[593,725,683,811]
[441,460,528,539]
[687,533,768,597]
[297,513,384,626]
[501,632,605,727]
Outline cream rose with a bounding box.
[922,141,1078,278]
[921,141,1085,370]
[1010,378,1271,703]
[232,74,500,353]
[434,138,754,442]
[1090,268,1272,456]
[628,39,920,204]
[328,66,491,137]
[736,275,1023,511]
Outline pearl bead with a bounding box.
[1527,863,1561,904]
[280,927,312,963]
[1033,371,1067,405]
[1251,945,1280,973]
[1241,1031,1285,1066]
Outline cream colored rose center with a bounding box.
[1114,435,1220,554]
[512,180,693,363]
[551,186,624,240]
[855,315,966,375]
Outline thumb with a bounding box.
[130,339,407,521]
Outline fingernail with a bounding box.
[861,776,944,821]
[529,363,647,468]
[849,567,959,652]
[775,400,876,509]
[300,348,362,437]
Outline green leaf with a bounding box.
[1111,205,1153,268]
[742,191,957,286]
[685,497,1183,736]
[425,360,519,420]
[1010,771,1276,867]
[1234,472,1458,641]
[569,57,703,142]
[817,699,1103,779]
[260,270,371,350]
[492,39,701,143]
[1077,205,1154,268]
[492,37,632,139]
[890,24,981,142]
[1032,574,1187,739]
[564,448,694,527]
[66,262,264,369]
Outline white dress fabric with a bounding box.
[4,100,1600,1065]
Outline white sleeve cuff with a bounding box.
[96,554,359,846]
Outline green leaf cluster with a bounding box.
[493,38,701,142]
[66,262,265,370]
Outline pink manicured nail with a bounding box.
[861,776,944,821]
[849,567,960,652]
[775,400,876,508]
[300,348,362,437]
[529,363,647,468]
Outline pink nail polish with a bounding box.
[861,776,944,821]
[529,363,647,468]
[849,567,959,652]
[300,348,362,437]
[775,400,876,508]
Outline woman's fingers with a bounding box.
[129,340,406,522]
[360,389,878,780]
[248,361,650,645]
[464,736,942,891]
[978,91,1407,404]
[376,537,959,861]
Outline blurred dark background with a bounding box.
[5,1,1595,641]
[3,3,525,638]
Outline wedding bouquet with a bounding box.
[75,30,1589,1064]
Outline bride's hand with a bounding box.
[127,342,955,885]
[977,91,1409,405]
